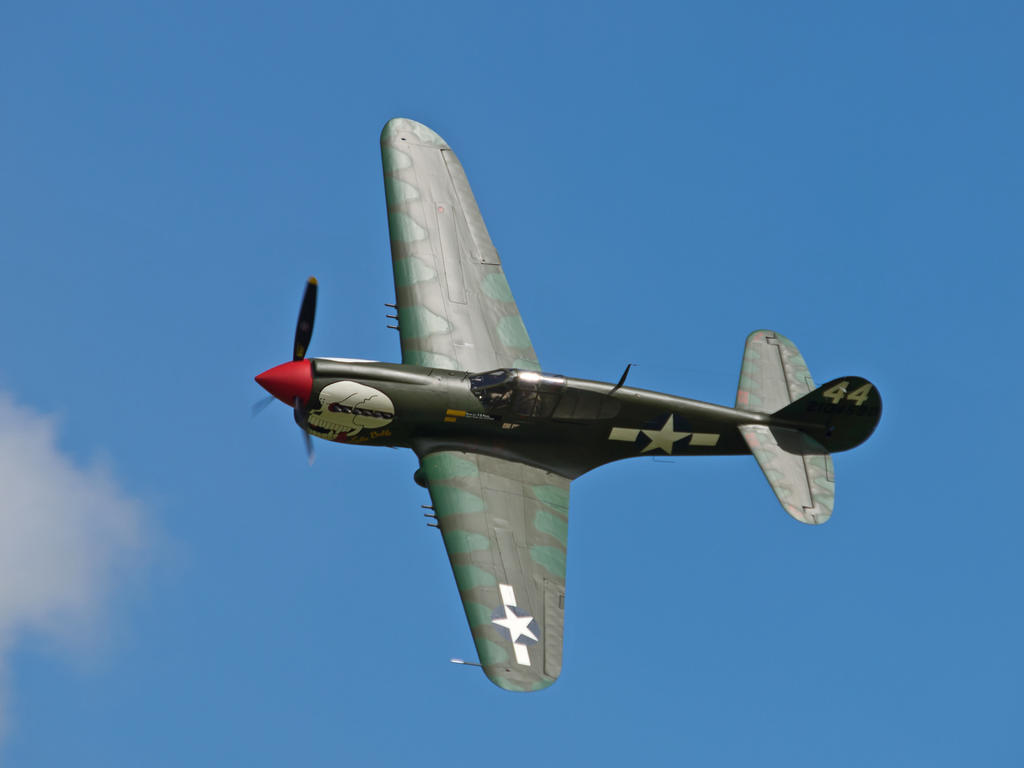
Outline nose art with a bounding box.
[255,359,313,405]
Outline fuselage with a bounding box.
[259,357,771,479]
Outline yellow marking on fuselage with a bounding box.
[446,409,466,417]
[444,416,457,423]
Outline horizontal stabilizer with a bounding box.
[738,424,835,525]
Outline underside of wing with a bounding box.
[380,118,541,373]
[418,450,570,691]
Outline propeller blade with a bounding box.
[251,394,276,417]
[293,396,315,465]
[293,276,318,361]
[303,431,315,466]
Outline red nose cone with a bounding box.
[255,359,313,405]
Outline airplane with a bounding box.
[255,117,882,692]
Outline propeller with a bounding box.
[251,394,276,417]
[294,397,315,465]
[295,277,317,463]
[254,276,319,464]
[294,276,318,361]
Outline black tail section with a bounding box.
[771,376,882,452]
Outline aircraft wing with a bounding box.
[419,450,570,691]
[380,118,541,373]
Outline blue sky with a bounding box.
[1,2,1021,765]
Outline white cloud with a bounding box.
[0,392,145,733]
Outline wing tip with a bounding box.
[483,665,559,692]
[381,117,450,148]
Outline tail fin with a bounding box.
[773,376,882,452]
[735,330,882,525]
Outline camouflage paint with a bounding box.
[403,350,458,369]
[381,118,541,374]
[739,424,836,525]
[258,119,880,694]
[533,508,568,547]
[396,305,450,339]
[529,546,566,578]
[428,486,485,517]
[393,257,436,287]
[736,329,816,414]
[420,450,570,692]
[480,273,515,302]
[442,530,491,554]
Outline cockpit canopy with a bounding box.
[469,369,567,419]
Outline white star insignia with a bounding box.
[491,584,539,666]
[640,415,689,454]
[492,604,539,644]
